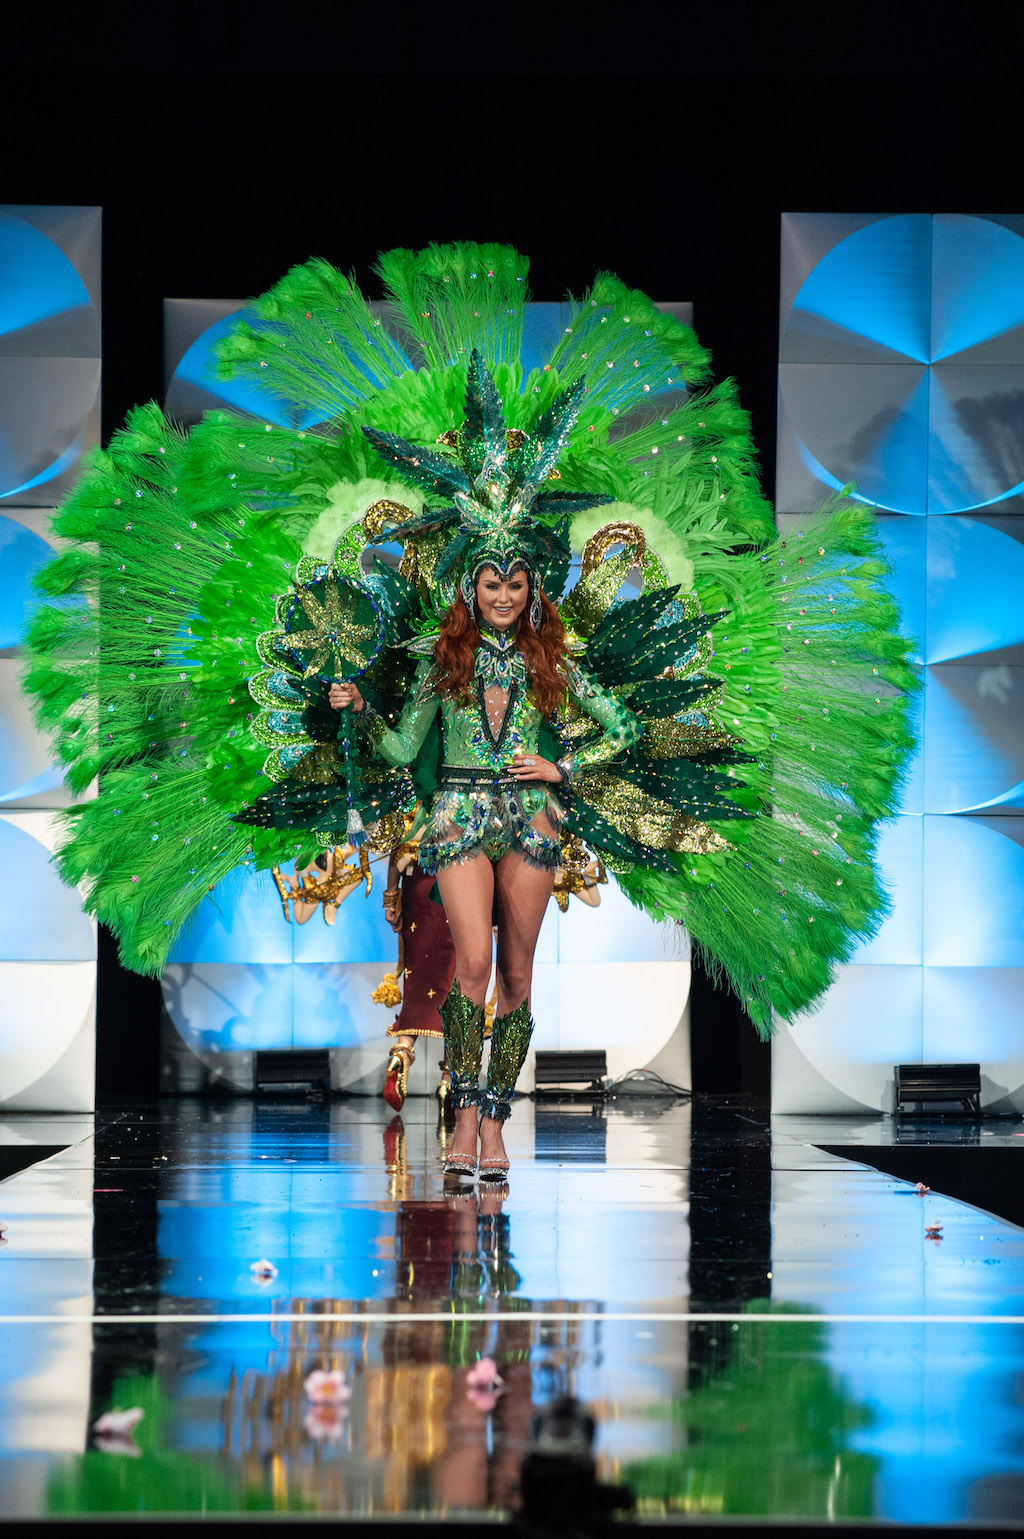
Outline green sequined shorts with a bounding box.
[418,769,564,875]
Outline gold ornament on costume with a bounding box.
[292,741,343,785]
[551,833,608,912]
[581,521,649,575]
[285,581,379,680]
[362,499,416,540]
[363,810,409,853]
[372,972,403,1007]
[562,521,669,638]
[270,844,372,925]
[363,496,441,599]
[437,425,530,456]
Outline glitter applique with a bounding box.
[481,998,534,1122]
[440,980,485,1108]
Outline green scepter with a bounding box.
[280,570,384,847]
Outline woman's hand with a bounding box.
[328,681,364,712]
[509,752,561,784]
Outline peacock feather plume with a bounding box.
[19,242,918,1031]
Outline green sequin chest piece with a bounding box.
[441,686,536,773]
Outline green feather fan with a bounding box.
[21,243,917,1033]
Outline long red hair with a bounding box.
[433,589,568,719]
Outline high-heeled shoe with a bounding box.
[383,1042,414,1112]
[436,1062,456,1127]
[442,1150,478,1179]
[478,1156,510,1183]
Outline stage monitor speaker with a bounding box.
[255,1048,331,1094]
[894,1063,981,1116]
[533,1050,607,1101]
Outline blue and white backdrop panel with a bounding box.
[160,297,695,1094]
[0,207,101,1113]
[163,867,691,1096]
[774,212,1024,1114]
[0,206,101,508]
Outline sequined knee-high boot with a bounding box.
[480,998,534,1125]
[440,980,485,1112]
[441,982,486,1178]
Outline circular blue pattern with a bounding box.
[0,515,57,649]
[782,215,1024,514]
[0,212,100,498]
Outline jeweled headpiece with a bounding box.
[361,351,610,626]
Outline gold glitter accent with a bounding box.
[642,712,735,759]
[552,832,608,911]
[293,742,343,785]
[364,811,407,853]
[399,525,449,601]
[675,818,733,854]
[287,582,377,679]
[569,551,638,632]
[562,522,670,636]
[557,695,599,751]
[581,521,649,575]
[437,426,526,455]
[580,773,734,855]
[362,498,416,540]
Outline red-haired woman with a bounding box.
[330,558,639,1182]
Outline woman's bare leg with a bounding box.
[436,853,496,1162]
[480,845,555,1165]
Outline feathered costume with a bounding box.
[23,243,917,1056]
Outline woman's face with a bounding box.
[475,567,529,630]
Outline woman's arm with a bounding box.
[329,659,439,767]
[559,660,642,780]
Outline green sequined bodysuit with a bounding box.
[356,624,640,873]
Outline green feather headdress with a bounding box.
[361,349,611,621]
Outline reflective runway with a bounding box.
[2,1096,1024,1524]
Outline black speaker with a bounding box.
[895,1063,981,1115]
[254,1049,331,1093]
[533,1050,608,1101]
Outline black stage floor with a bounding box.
[1,1096,1023,1529]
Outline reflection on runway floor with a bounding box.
[1,1097,1024,1523]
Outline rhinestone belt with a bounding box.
[439,765,519,790]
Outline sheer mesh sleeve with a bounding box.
[354,659,439,767]
[562,660,641,776]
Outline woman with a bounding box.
[21,251,916,1157]
[330,558,639,1181]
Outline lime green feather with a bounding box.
[20,245,918,1019]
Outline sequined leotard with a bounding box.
[356,623,640,874]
